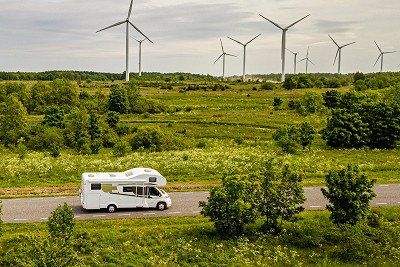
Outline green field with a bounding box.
[2,207,400,266]
[0,81,399,198]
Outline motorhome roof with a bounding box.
[82,168,165,185]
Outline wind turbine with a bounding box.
[96,0,153,82]
[374,41,396,72]
[329,35,356,74]
[259,14,310,82]
[134,38,146,77]
[298,47,314,74]
[214,39,236,81]
[227,34,262,81]
[286,48,299,74]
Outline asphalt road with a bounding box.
[1,184,399,224]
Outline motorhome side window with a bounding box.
[149,177,157,183]
[91,184,101,190]
[123,187,134,193]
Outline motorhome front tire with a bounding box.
[107,204,117,213]
[157,202,166,211]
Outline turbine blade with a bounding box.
[226,53,237,57]
[227,36,244,46]
[298,58,307,63]
[246,33,262,45]
[308,59,315,65]
[384,51,397,54]
[127,0,134,19]
[374,54,382,66]
[374,41,382,53]
[259,14,284,30]
[306,46,310,57]
[128,21,153,43]
[341,41,356,48]
[333,49,339,65]
[220,39,225,53]
[286,14,310,29]
[214,54,223,64]
[286,48,295,55]
[328,34,339,47]
[96,20,126,33]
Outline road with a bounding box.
[1,184,399,224]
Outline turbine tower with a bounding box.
[214,39,236,81]
[134,38,146,77]
[97,0,153,82]
[329,34,356,74]
[259,14,310,82]
[286,48,299,74]
[374,41,396,72]
[298,47,314,74]
[227,34,262,81]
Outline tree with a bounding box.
[200,175,260,238]
[106,111,120,128]
[298,122,316,149]
[48,203,75,241]
[0,96,28,146]
[273,125,300,154]
[51,79,79,108]
[108,84,129,114]
[88,113,101,141]
[259,160,305,233]
[273,97,283,110]
[64,107,90,153]
[322,165,376,226]
[323,110,370,149]
[323,90,342,109]
[42,105,65,128]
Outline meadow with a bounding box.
[1,207,400,266]
[0,79,399,198]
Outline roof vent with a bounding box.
[109,174,116,177]
[144,169,152,173]
[125,171,133,177]
[88,174,95,177]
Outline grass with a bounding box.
[0,82,399,198]
[1,207,400,266]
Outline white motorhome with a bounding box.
[80,168,172,213]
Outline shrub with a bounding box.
[273,97,283,110]
[273,125,300,154]
[48,203,75,241]
[234,136,244,145]
[64,107,90,151]
[298,122,316,149]
[130,128,163,151]
[322,165,376,226]
[15,143,28,160]
[108,84,129,114]
[299,91,324,115]
[106,111,120,128]
[49,143,61,158]
[42,105,65,128]
[261,82,276,90]
[196,140,207,149]
[259,160,305,233]
[200,175,260,238]
[323,90,342,109]
[113,141,131,157]
[323,110,370,149]
[27,126,64,152]
[0,96,28,146]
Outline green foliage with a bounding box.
[27,125,64,152]
[108,84,129,114]
[323,110,370,149]
[42,105,65,128]
[49,143,61,158]
[88,113,101,141]
[106,111,120,128]
[113,141,132,157]
[260,160,305,233]
[200,175,260,238]
[283,74,351,90]
[130,128,163,151]
[273,125,300,154]
[323,90,341,109]
[322,165,376,226]
[298,122,316,149]
[273,97,283,110]
[15,143,28,160]
[0,96,28,146]
[260,82,277,90]
[296,91,324,115]
[48,203,75,241]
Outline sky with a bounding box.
[0,0,400,76]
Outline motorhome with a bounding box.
[80,168,172,213]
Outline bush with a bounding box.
[196,140,207,149]
[42,105,65,128]
[113,141,131,157]
[261,82,276,90]
[106,111,120,128]
[260,160,305,233]
[299,91,324,115]
[48,203,75,241]
[273,125,300,154]
[49,143,61,158]
[298,122,316,149]
[200,175,260,238]
[130,128,162,151]
[15,143,28,160]
[108,84,129,114]
[323,90,342,109]
[0,96,28,146]
[322,165,376,226]
[273,97,283,110]
[27,126,64,152]
[323,110,370,149]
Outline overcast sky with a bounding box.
[1,0,399,76]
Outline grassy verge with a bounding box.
[2,207,400,266]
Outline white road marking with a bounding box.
[379,185,390,187]
[118,214,131,216]
[192,211,201,214]
[168,212,181,214]
[13,219,27,221]
[40,218,48,220]
[310,206,322,208]
[74,216,81,218]
[93,215,106,217]
[377,203,388,205]
[143,213,156,215]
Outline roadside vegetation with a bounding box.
[0,72,400,197]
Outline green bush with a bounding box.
[323,90,341,109]
[48,203,75,241]
[273,97,283,110]
[261,82,276,90]
[0,96,28,146]
[200,175,260,238]
[322,165,376,226]
[298,122,316,149]
[273,125,300,154]
[260,160,305,233]
[113,141,131,157]
[108,84,129,114]
[106,111,120,128]
[298,91,324,115]
[130,128,163,151]
[42,105,65,128]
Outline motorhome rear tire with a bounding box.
[107,204,117,213]
[157,202,166,211]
